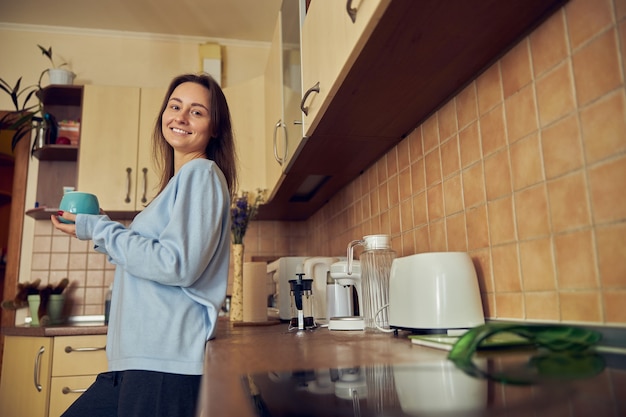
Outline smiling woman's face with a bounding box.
[162,81,212,158]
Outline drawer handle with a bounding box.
[33,346,45,392]
[300,82,320,116]
[65,345,106,353]
[62,386,88,395]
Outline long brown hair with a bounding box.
[152,73,238,197]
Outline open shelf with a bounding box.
[32,145,78,161]
[37,85,83,106]
[25,207,59,220]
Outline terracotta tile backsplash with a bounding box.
[30,220,117,316]
[27,0,626,326]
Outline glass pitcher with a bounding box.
[347,235,396,331]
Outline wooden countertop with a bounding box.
[198,318,448,417]
[199,319,626,417]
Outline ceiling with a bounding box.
[0,0,283,43]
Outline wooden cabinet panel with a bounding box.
[300,0,390,136]
[265,15,285,195]
[78,85,164,213]
[51,335,107,377]
[49,375,98,417]
[78,85,141,211]
[136,87,165,209]
[0,335,107,417]
[0,337,52,417]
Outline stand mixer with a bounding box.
[328,260,364,331]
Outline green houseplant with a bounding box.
[38,45,75,85]
[0,76,40,152]
[0,45,72,153]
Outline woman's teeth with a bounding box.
[172,127,190,134]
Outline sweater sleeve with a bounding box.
[75,160,230,287]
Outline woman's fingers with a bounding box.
[51,211,77,237]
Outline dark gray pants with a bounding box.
[61,370,202,417]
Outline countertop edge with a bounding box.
[1,324,108,337]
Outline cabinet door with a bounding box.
[281,0,306,173]
[78,85,141,211]
[265,14,285,194]
[300,0,390,136]
[136,88,166,209]
[0,336,52,417]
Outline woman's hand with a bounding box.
[51,211,77,237]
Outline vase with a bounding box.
[27,294,65,326]
[48,68,76,85]
[230,243,244,321]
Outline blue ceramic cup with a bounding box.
[58,191,100,224]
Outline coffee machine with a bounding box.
[302,257,340,323]
[327,260,364,331]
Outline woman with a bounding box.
[52,73,237,417]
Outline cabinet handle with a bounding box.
[346,0,357,23]
[33,346,45,392]
[141,167,148,203]
[273,120,288,166]
[125,167,132,203]
[300,82,320,116]
[62,386,88,395]
[64,345,106,353]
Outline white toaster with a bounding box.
[388,252,484,333]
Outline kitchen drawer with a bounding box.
[51,335,107,377]
[49,375,98,417]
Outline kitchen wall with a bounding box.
[14,0,626,326]
[246,0,626,327]
[1,24,273,321]
[0,25,270,102]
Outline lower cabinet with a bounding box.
[0,334,107,417]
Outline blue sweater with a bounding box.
[75,158,231,375]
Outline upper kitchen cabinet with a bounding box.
[265,14,285,193]
[265,0,306,197]
[300,0,390,137]
[77,85,165,215]
[258,0,567,220]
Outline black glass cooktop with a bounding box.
[242,351,626,417]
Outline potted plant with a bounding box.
[38,45,76,85]
[0,76,39,154]
[0,45,71,154]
